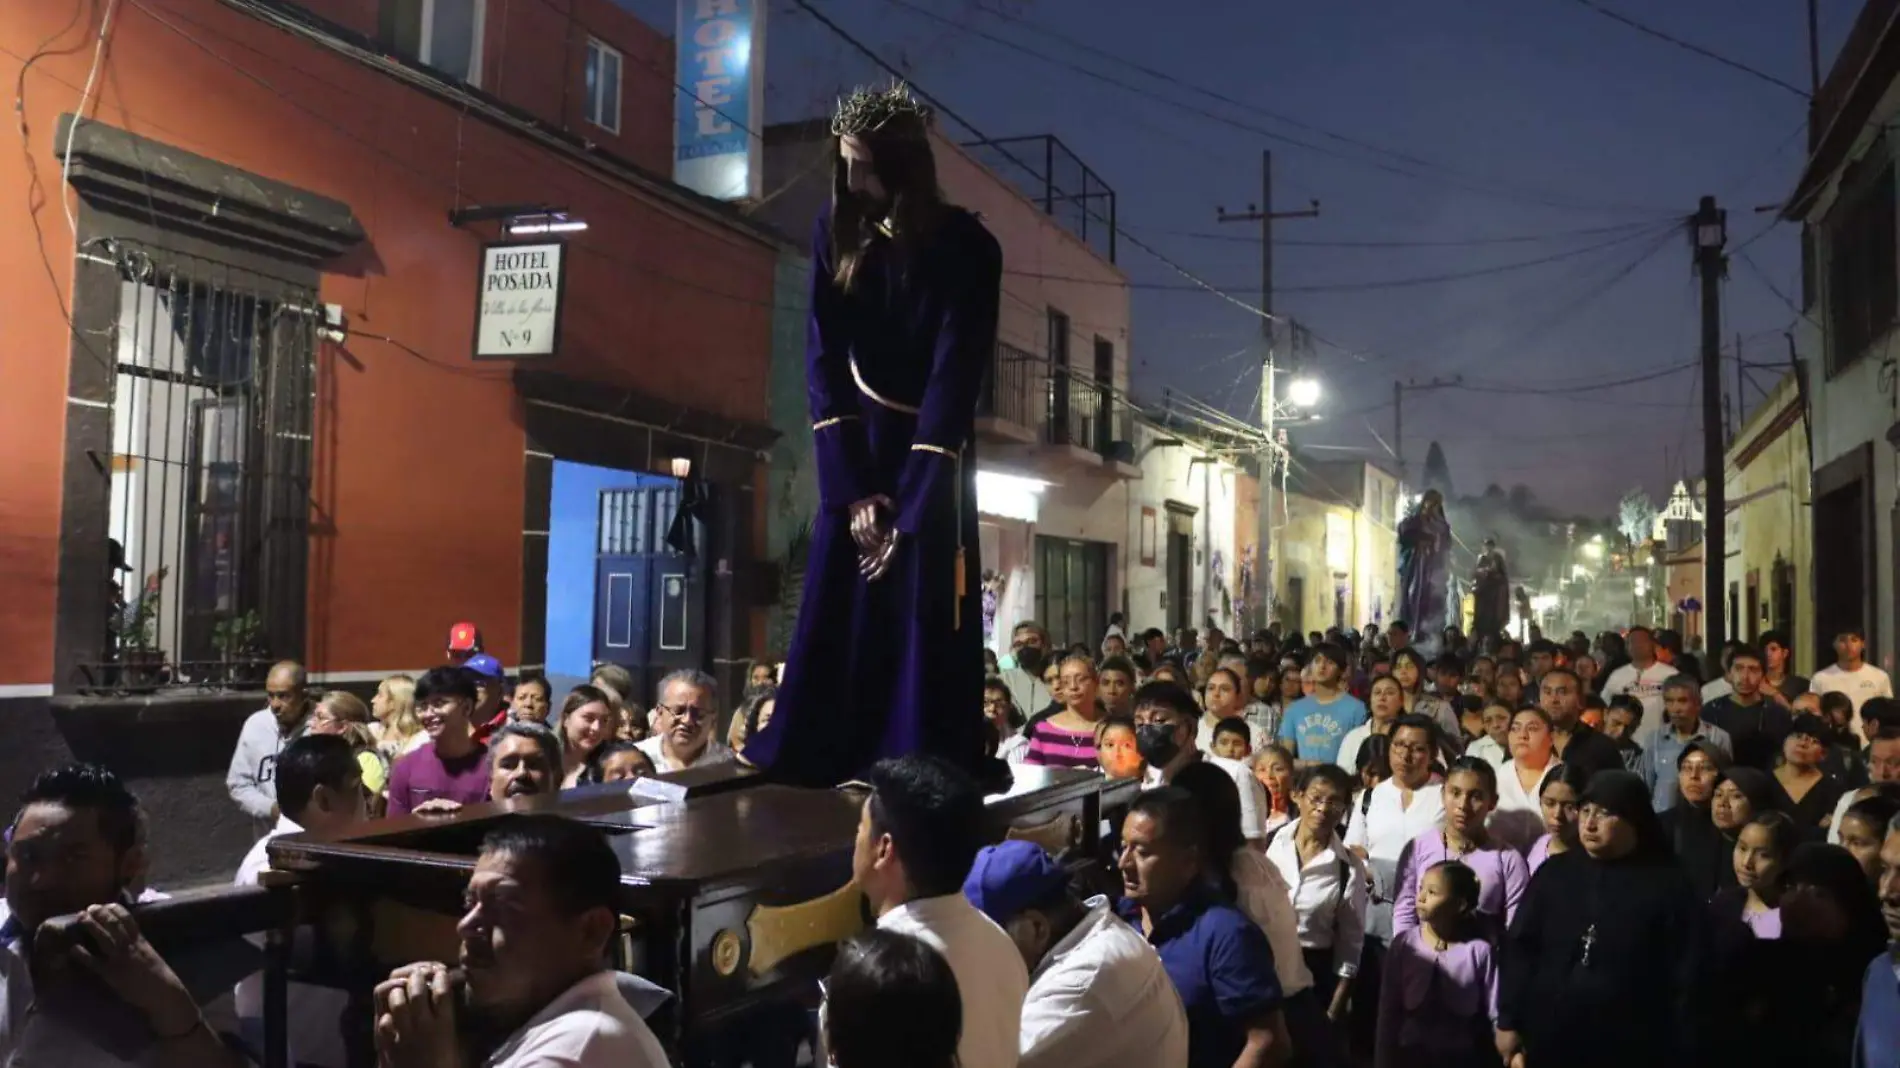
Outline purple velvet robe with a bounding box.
[745,205,1002,786]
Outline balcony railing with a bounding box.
[980,341,1133,465]
[980,341,1040,427]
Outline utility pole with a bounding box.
[1216,150,1319,631]
[1392,376,1463,476]
[1808,0,1822,97]
[1695,195,1729,649]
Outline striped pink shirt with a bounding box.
[1024,720,1099,769]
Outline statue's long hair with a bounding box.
[828,128,945,293]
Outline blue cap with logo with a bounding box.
[462,653,504,680]
[962,839,1069,925]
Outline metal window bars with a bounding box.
[980,340,1131,457]
[86,241,316,693]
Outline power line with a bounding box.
[1157,220,1664,249]
[1562,0,1809,99]
[1451,360,1696,395]
[871,0,1675,217]
[1002,219,1675,293]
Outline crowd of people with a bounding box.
[6,613,1900,1067]
[968,614,1900,1067]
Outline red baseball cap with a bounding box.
[448,622,483,654]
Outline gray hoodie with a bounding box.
[226,709,305,830]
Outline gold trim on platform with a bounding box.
[812,416,856,431]
[711,929,744,977]
[745,880,866,979]
[849,358,922,415]
[911,443,954,457]
[1006,812,1082,855]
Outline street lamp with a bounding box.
[1287,376,1321,408]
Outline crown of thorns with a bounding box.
[830,82,933,139]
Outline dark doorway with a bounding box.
[1165,505,1195,633]
[1035,536,1109,649]
[1815,448,1872,667]
[1771,557,1795,638]
[1285,574,1305,637]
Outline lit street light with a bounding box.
[1287,376,1321,408]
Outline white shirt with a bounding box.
[1466,735,1508,766]
[1490,759,1557,855]
[234,815,348,1068]
[1263,820,1369,977]
[1018,898,1188,1068]
[1144,756,1271,842]
[879,894,1029,1068]
[634,734,735,774]
[1702,678,1733,703]
[999,731,1031,764]
[1813,663,1894,731]
[484,969,668,1067]
[1334,723,1377,773]
[1229,847,1316,997]
[1196,715,1269,756]
[1343,777,1444,941]
[1601,662,1676,737]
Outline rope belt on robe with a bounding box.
[850,357,969,631]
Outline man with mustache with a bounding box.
[489,722,561,801]
[745,82,1005,788]
[373,816,668,1067]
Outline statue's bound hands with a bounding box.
[849,495,895,554]
[860,531,903,583]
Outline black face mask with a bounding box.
[1135,723,1181,767]
[1015,647,1046,677]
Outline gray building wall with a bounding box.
[765,249,818,655]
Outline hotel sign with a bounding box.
[475,241,566,359]
[674,0,765,201]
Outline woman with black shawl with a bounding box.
[1497,771,1707,1068]
[1661,740,1730,900]
[1699,767,1783,893]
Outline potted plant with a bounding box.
[212,609,266,685]
[121,595,164,690]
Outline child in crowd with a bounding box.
[1718,810,1798,940]
[1095,716,1144,780]
[1466,702,1513,766]
[1376,860,1498,1068]
[1211,718,1253,762]
[579,739,657,785]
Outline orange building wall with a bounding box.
[0,0,776,683]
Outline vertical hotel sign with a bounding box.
[675,0,764,201]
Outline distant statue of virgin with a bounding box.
[1397,490,1453,657]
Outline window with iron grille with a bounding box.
[97,243,316,691]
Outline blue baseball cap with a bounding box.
[962,839,1068,925]
[463,653,504,680]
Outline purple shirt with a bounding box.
[1527,833,1555,874]
[1743,906,1782,940]
[1391,829,1529,941]
[387,740,491,815]
[1375,928,1497,1066]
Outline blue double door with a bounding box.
[592,482,703,685]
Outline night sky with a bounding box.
[625,0,1847,516]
